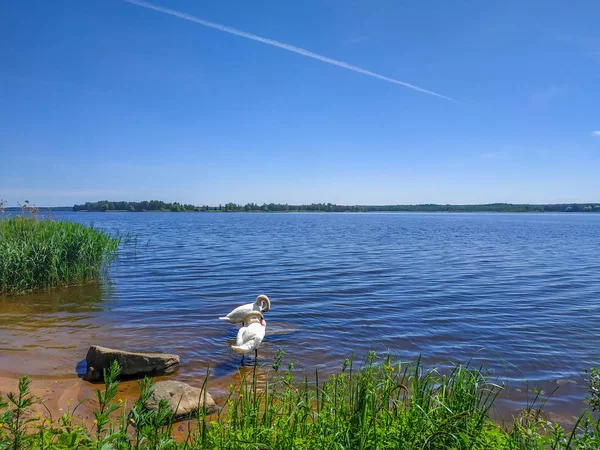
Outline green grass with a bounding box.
[1,352,600,449]
[0,216,120,294]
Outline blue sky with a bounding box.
[1,0,599,206]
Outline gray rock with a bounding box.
[83,345,179,383]
[147,380,216,418]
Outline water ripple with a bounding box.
[1,212,600,418]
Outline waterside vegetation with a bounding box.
[73,200,600,213]
[0,201,121,294]
[1,353,600,449]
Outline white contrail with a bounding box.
[124,0,455,102]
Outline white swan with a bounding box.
[219,295,270,324]
[231,311,266,365]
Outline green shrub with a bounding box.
[1,353,600,449]
[586,368,600,413]
[0,216,120,294]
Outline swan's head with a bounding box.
[255,295,271,313]
[243,311,263,325]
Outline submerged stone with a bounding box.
[83,345,179,382]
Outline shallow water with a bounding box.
[1,212,600,421]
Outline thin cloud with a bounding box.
[124,0,455,102]
[2,74,105,95]
[1,188,120,198]
[531,86,564,107]
[556,34,600,58]
[593,131,600,136]
[347,35,372,44]
[480,152,506,159]
[556,34,600,49]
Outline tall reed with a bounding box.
[2,352,599,449]
[0,215,120,294]
[207,352,508,449]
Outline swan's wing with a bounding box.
[231,338,258,354]
[231,332,259,353]
[235,326,246,346]
[246,323,266,345]
[221,303,253,323]
[231,322,266,353]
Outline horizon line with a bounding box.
[4,201,600,209]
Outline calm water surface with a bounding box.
[1,212,600,420]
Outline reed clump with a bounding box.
[0,213,120,294]
[1,352,600,449]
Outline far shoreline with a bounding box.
[5,201,598,214]
[69,209,600,214]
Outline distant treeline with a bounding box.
[74,200,203,212]
[72,200,600,213]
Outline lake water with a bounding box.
[1,212,600,421]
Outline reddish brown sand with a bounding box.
[0,366,272,442]
[0,364,273,419]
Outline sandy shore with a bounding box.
[0,370,138,423]
[0,361,269,430]
[0,369,230,441]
